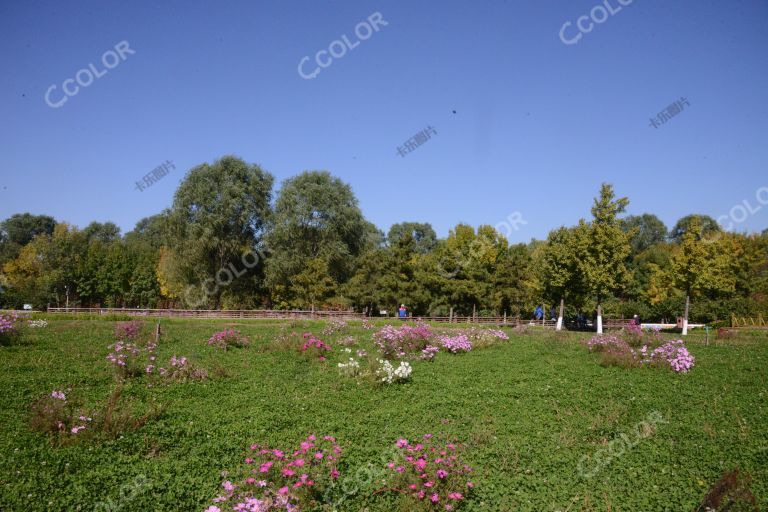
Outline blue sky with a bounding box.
[1,0,767,243]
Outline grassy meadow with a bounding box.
[0,318,766,511]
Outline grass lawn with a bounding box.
[0,319,766,511]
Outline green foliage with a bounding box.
[670,214,722,243]
[621,213,668,252]
[265,170,369,307]
[164,155,274,307]
[577,183,633,304]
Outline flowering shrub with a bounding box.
[206,434,342,511]
[337,335,357,346]
[300,333,332,361]
[322,318,347,335]
[29,386,162,444]
[385,434,474,510]
[0,311,22,344]
[649,340,695,373]
[337,357,361,377]
[208,329,250,350]
[29,390,93,439]
[377,359,412,384]
[486,329,509,341]
[421,345,440,361]
[114,320,142,341]
[106,341,145,378]
[28,319,48,328]
[152,354,209,381]
[373,324,433,359]
[438,335,472,354]
[587,335,695,373]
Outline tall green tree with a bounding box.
[670,217,736,333]
[577,184,633,332]
[265,170,369,308]
[387,222,437,254]
[621,214,668,253]
[540,226,585,330]
[164,156,274,308]
[0,213,57,265]
[670,214,721,243]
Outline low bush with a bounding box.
[206,434,342,511]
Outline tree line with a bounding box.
[1,156,766,324]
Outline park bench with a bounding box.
[604,318,637,330]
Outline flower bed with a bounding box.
[587,333,695,373]
[208,329,250,350]
[207,434,342,511]
[384,434,474,509]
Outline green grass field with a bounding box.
[1,319,766,511]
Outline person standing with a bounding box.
[398,304,407,319]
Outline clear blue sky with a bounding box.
[1,0,767,243]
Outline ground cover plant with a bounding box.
[0,318,766,510]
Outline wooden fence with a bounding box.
[42,308,640,331]
[46,307,365,320]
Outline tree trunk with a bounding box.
[682,295,690,336]
[596,304,603,334]
[556,297,564,331]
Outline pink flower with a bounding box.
[437,469,448,479]
[278,486,289,495]
[206,507,221,512]
[282,468,295,477]
[222,481,234,491]
[314,451,324,459]
[430,493,440,503]
[396,438,409,448]
[448,492,464,500]
[330,469,339,479]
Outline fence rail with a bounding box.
[46,307,365,320]
[40,308,639,330]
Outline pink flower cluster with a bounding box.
[587,334,695,373]
[114,320,142,341]
[300,333,332,361]
[486,329,509,341]
[0,311,22,344]
[208,329,250,350]
[37,389,92,436]
[0,311,20,334]
[373,324,433,359]
[106,341,142,368]
[421,345,440,361]
[387,434,474,510]
[438,335,472,354]
[649,340,695,373]
[321,319,347,335]
[208,434,342,511]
